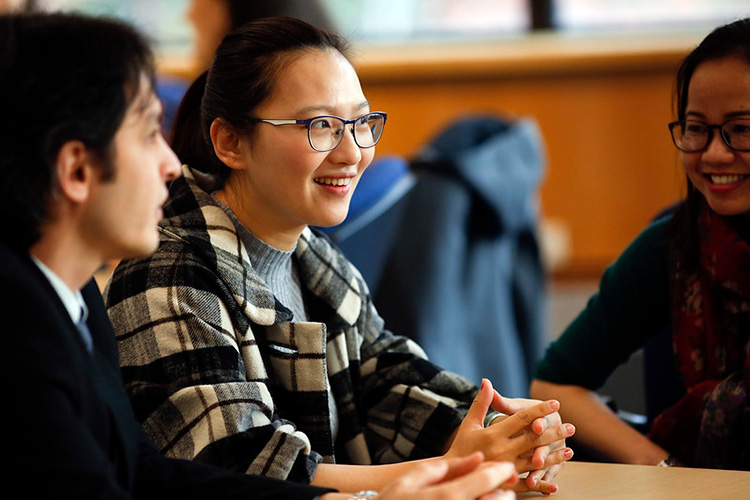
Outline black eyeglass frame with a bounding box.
[668,118,750,153]
[248,111,388,152]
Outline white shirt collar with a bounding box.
[30,255,88,325]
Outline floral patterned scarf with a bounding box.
[649,208,750,469]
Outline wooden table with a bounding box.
[519,461,750,499]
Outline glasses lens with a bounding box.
[309,117,345,151]
[673,120,708,152]
[354,113,385,148]
[722,119,750,151]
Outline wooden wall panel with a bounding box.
[349,37,698,277]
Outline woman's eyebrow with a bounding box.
[294,100,371,116]
[726,110,750,119]
[686,110,750,120]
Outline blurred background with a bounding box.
[9,0,749,407]
[25,0,745,277]
[20,1,749,54]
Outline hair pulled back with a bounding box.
[170,16,350,181]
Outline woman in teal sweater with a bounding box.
[531,17,750,470]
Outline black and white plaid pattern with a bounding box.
[105,165,477,484]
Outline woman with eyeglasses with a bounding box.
[105,17,574,495]
[531,18,750,471]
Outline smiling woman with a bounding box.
[104,15,575,496]
[209,45,376,248]
[531,17,750,471]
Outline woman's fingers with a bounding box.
[531,416,547,435]
[394,454,484,491]
[530,440,572,469]
[517,446,573,475]
[508,477,559,495]
[543,463,564,482]
[480,489,517,500]
[498,400,561,436]
[464,379,495,429]
[490,395,539,415]
[438,452,486,482]
[521,422,575,451]
[445,461,517,499]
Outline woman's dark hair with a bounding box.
[0,12,155,251]
[670,17,750,269]
[170,16,350,182]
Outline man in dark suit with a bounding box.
[0,11,334,499]
[0,11,518,500]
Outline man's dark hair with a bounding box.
[0,12,155,250]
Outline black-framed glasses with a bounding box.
[248,112,387,152]
[668,118,750,153]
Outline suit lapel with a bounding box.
[80,281,141,482]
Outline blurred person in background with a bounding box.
[187,0,334,71]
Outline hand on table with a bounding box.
[445,379,575,495]
[374,453,517,500]
[489,389,573,491]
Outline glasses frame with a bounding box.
[668,118,750,153]
[248,111,388,152]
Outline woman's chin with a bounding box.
[313,212,349,229]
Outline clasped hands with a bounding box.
[444,378,575,495]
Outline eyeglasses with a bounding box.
[668,118,750,153]
[248,112,387,152]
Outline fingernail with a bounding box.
[480,379,486,390]
[565,423,576,435]
[564,448,574,459]
[548,400,560,411]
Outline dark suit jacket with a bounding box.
[0,242,332,499]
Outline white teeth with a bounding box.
[710,174,745,185]
[315,177,351,186]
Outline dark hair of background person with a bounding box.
[226,0,334,31]
[0,12,155,251]
[170,16,349,183]
[669,17,750,270]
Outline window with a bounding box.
[553,0,749,34]
[36,0,749,56]
[325,0,530,43]
[37,0,192,56]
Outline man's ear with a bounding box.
[55,140,95,204]
[210,118,246,170]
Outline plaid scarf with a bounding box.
[649,208,750,469]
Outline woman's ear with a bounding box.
[210,118,246,170]
[55,140,94,204]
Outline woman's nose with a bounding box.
[329,126,363,164]
[702,131,736,164]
